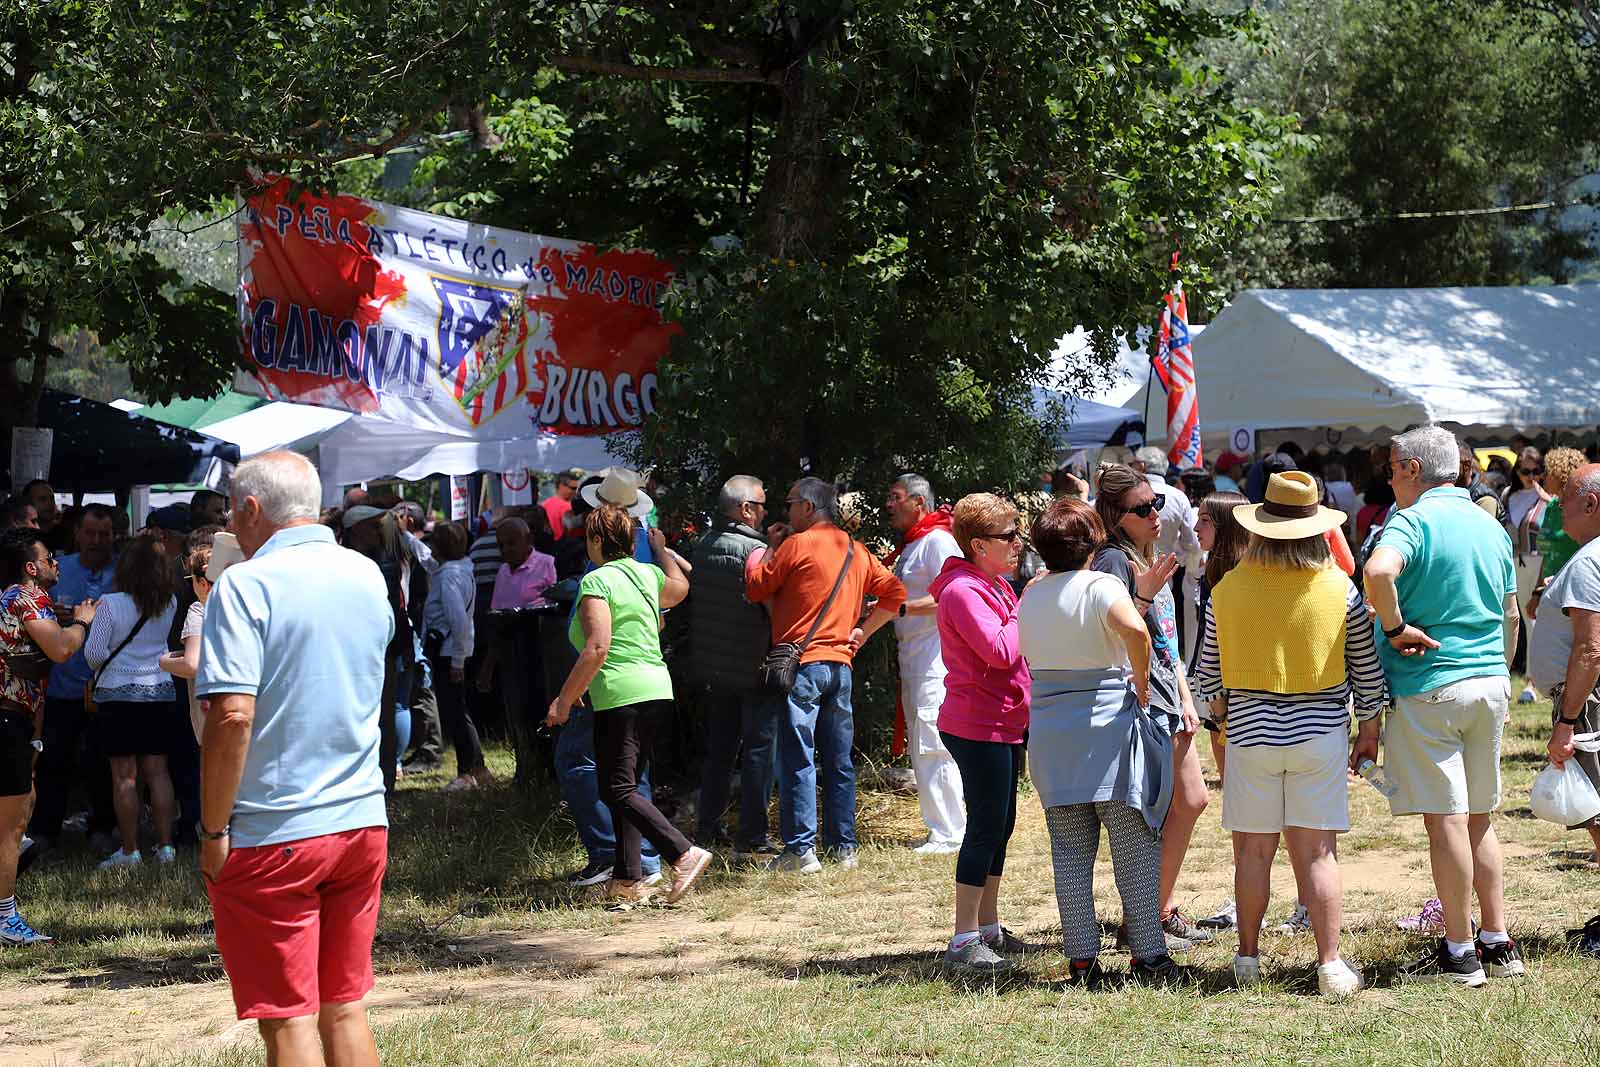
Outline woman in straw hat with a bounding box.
[1193,470,1386,997]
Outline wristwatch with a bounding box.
[1382,619,1407,639]
[195,822,231,842]
[29,739,42,753]
[1560,711,1584,726]
[898,603,907,618]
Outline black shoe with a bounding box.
[566,860,614,887]
[1066,957,1115,989]
[731,839,781,865]
[1400,939,1486,987]
[1162,908,1215,945]
[1130,953,1192,987]
[985,927,1048,955]
[401,755,441,772]
[1567,915,1600,958]
[1475,936,1526,978]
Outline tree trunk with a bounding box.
[754,61,843,262]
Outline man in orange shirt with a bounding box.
[541,469,583,541]
[746,477,906,873]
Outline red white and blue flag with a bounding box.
[1151,256,1201,470]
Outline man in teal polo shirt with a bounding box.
[1359,426,1522,988]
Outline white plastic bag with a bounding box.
[1530,732,1600,827]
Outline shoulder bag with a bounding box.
[759,540,855,694]
[84,611,152,714]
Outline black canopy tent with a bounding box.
[4,389,241,494]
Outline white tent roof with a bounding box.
[1123,286,1600,450]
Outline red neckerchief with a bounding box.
[884,505,954,568]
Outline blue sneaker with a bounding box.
[1,913,53,946]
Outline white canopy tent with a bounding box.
[1119,286,1600,453]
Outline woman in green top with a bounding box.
[1538,447,1589,580]
[546,504,712,906]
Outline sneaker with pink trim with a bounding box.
[1396,898,1444,934]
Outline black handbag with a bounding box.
[759,541,855,694]
[1,644,53,682]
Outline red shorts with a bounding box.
[206,825,388,1019]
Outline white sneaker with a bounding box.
[912,838,961,855]
[1233,954,1262,987]
[1317,958,1365,998]
[766,848,823,875]
[98,848,142,869]
[154,845,177,864]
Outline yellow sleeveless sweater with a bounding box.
[1211,561,1349,694]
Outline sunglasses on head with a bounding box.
[1125,493,1165,519]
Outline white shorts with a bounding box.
[1385,675,1509,816]
[1222,727,1350,834]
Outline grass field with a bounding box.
[4,680,1600,1066]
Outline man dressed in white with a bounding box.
[885,474,965,853]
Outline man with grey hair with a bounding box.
[689,475,778,859]
[1531,463,1600,954]
[747,476,907,872]
[197,452,393,1066]
[1358,425,1524,986]
[885,474,965,853]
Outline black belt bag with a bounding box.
[759,541,854,694]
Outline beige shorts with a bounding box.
[1385,675,1509,816]
[1222,727,1350,834]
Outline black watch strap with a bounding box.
[195,821,231,841]
[1560,712,1585,726]
[1382,620,1407,639]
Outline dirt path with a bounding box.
[3,846,1490,1067]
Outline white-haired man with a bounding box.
[197,452,393,1067]
[1133,445,1204,662]
[1358,426,1523,987]
[1532,463,1600,956]
[884,473,965,853]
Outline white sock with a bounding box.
[1478,929,1510,946]
[0,895,16,918]
[980,921,1002,942]
[950,929,982,951]
[1445,938,1475,958]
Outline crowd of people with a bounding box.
[1,424,1599,1062]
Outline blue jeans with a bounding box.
[777,662,857,854]
[555,703,659,874]
[697,687,778,846]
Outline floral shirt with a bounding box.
[0,583,55,720]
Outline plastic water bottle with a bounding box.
[1356,759,1399,799]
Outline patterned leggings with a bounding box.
[1044,801,1165,961]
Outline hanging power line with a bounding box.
[1272,199,1566,225]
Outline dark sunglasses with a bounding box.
[975,528,1023,544]
[1519,467,1542,477]
[1125,493,1165,519]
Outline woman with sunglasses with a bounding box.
[1506,446,1548,543]
[931,493,1032,976]
[1092,463,1209,949]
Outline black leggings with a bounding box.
[940,731,1023,888]
[595,700,691,881]
[430,654,484,776]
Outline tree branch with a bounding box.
[549,53,780,85]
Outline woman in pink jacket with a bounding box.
[930,493,1032,976]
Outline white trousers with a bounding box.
[904,673,966,845]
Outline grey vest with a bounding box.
[688,520,770,691]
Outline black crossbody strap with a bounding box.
[797,540,855,654]
[91,612,152,691]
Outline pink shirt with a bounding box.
[929,557,1031,744]
[491,551,557,609]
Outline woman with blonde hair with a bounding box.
[1194,470,1385,996]
[931,493,1032,975]
[1092,463,1209,948]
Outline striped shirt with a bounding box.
[468,534,503,602]
[1193,581,1386,748]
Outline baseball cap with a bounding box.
[146,504,192,534]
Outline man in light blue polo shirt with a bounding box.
[196,452,392,1067]
[1359,425,1522,987]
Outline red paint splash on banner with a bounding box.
[239,178,405,412]
[527,244,680,433]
